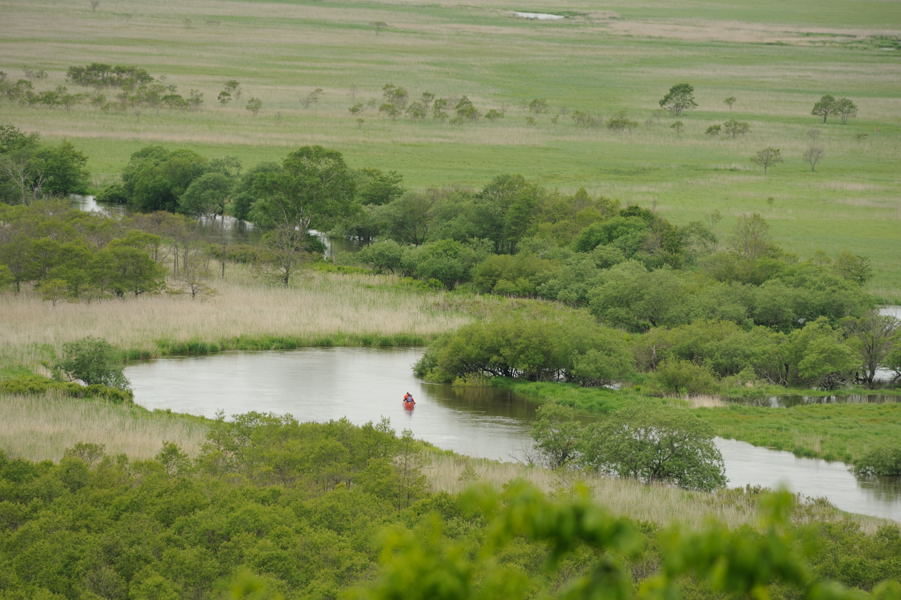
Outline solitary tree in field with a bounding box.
[245,97,262,116]
[751,147,782,174]
[803,146,824,172]
[670,121,684,136]
[724,96,736,110]
[811,95,837,123]
[659,83,697,116]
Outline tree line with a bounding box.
[3,133,896,389]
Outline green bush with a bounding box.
[54,336,130,390]
[0,374,132,403]
[854,446,901,478]
[652,358,720,396]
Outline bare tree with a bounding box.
[803,147,824,172]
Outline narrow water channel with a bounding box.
[125,347,901,521]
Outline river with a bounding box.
[125,347,901,521]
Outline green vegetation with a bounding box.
[0,0,899,298]
[1,0,900,594]
[531,404,727,492]
[0,416,898,599]
[53,336,130,390]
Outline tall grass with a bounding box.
[421,453,887,532]
[0,392,208,462]
[0,268,470,370]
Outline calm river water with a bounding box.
[125,347,901,521]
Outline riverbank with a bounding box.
[2,388,889,533]
[499,380,901,464]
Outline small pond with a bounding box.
[513,11,565,20]
[125,347,901,521]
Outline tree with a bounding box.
[835,97,857,123]
[843,312,899,387]
[91,245,165,297]
[580,408,726,491]
[247,146,355,284]
[723,119,750,138]
[453,96,479,122]
[730,213,773,259]
[354,168,404,206]
[670,121,684,136]
[245,97,262,115]
[812,94,836,123]
[530,404,582,468]
[832,251,872,285]
[250,145,355,235]
[120,146,208,212]
[179,171,233,222]
[724,96,736,110]
[606,113,639,132]
[751,147,782,174]
[659,83,697,116]
[528,98,549,114]
[803,146,824,172]
[705,124,721,136]
[54,336,130,390]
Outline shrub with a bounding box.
[854,446,901,478]
[0,374,132,403]
[54,337,130,390]
[653,359,720,396]
[580,408,727,491]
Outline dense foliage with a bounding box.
[53,337,130,391]
[0,417,898,599]
[0,202,166,298]
[0,125,89,205]
[530,404,726,492]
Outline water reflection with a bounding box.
[71,194,127,218]
[124,347,901,520]
[716,438,901,521]
[125,348,534,462]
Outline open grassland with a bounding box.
[2,0,900,296]
[0,267,471,372]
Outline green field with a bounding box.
[3,0,900,296]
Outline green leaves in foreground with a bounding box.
[359,483,891,600]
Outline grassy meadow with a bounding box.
[2,0,900,297]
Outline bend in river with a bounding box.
[125,347,901,521]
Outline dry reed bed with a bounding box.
[422,454,887,532]
[0,271,469,369]
[0,393,208,462]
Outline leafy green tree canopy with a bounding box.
[659,83,697,116]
